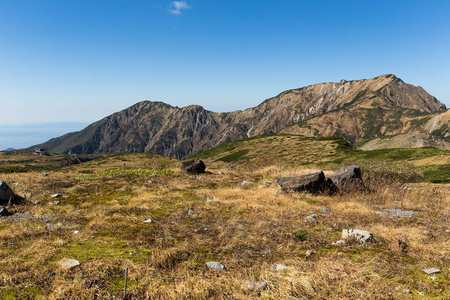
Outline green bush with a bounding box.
[293,230,308,241]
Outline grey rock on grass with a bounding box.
[206,261,226,271]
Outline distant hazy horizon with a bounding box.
[0,122,88,150]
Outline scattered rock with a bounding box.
[188,209,194,216]
[277,171,326,194]
[144,219,153,223]
[342,229,373,243]
[73,231,79,234]
[272,264,288,271]
[0,180,15,206]
[422,268,440,274]
[60,259,80,270]
[304,214,318,223]
[217,171,222,175]
[42,173,49,177]
[305,250,313,257]
[0,205,9,216]
[52,201,61,205]
[206,261,225,271]
[241,181,248,186]
[51,193,62,198]
[150,174,157,177]
[47,272,56,277]
[180,160,206,174]
[327,165,362,189]
[321,208,331,212]
[389,239,408,253]
[244,280,267,291]
[206,198,213,203]
[378,208,419,218]
[332,240,346,247]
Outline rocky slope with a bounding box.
[36,74,447,158]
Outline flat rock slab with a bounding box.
[272,264,289,271]
[423,268,441,274]
[277,171,326,194]
[206,261,225,271]
[245,280,267,290]
[378,208,419,218]
[60,259,80,270]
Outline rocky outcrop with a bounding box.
[327,165,362,189]
[180,160,206,174]
[277,171,326,194]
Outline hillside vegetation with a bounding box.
[0,137,449,299]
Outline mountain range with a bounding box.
[33,74,449,158]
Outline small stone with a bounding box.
[332,240,346,247]
[53,201,61,205]
[321,208,331,212]
[445,229,450,233]
[51,193,62,198]
[206,261,225,271]
[144,219,153,223]
[305,250,313,257]
[244,280,267,290]
[272,264,288,271]
[148,180,152,183]
[0,206,9,216]
[188,209,194,216]
[42,173,49,177]
[47,272,56,277]
[388,239,408,253]
[242,181,248,186]
[428,276,437,281]
[423,268,440,274]
[217,171,222,175]
[150,174,157,177]
[73,231,79,234]
[402,289,411,294]
[206,198,213,203]
[60,259,80,270]
[304,214,318,223]
[258,185,265,188]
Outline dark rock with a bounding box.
[0,205,9,216]
[327,165,362,189]
[180,160,206,174]
[0,180,15,206]
[277,171,326,193]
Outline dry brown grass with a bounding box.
[0,155,449,299]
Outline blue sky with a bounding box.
[0,0,449,125]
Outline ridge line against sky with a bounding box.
[0,0,449,125]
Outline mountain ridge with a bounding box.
[33,74,447,158]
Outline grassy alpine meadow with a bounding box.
[0,141,449,299]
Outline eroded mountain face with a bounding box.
[37,74,447,158]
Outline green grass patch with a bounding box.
[217,149,250,162]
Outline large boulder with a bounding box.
[327,165,362,189]
[277,171,326,194]
[0,180,15,206]
[180,160,206,174]
[342,229,373,243]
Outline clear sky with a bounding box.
[1,0,449,125]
